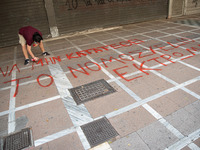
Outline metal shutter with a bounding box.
[0,0,50,48]
[53,0,169,35]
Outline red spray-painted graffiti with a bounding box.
[0,37,199,97]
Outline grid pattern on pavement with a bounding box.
[0,14,200,150]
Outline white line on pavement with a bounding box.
[44,43,92,150]
[8,46,17,134]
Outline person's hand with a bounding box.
[32,57,39,62]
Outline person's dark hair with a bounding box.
[33,32,43,43]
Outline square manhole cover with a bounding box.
[81,117,118,148]
[2,128,33,150]
[69,79,116,105]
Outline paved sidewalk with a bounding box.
[0,14,200,150]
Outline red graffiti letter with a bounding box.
[113,66,143,81]
[147,57,167,66]
[133,61,161,75]
[138,46,156,58]
[85,62,101,71]
[0,66,9,77]
[76,51,87,57]
[128,39,144,45]
[52,56,61,63]
[181,46,199,60]
[4,76,31,97]
[101,57,126,68]
[160,54,175,63]
[37,74,54,87]
[173,52,184,57]
[118,54,134,61]
[119,41,132,47]
[66,53,79,60]
[8,64,20,76]
[32,58,44,70]
[68,64,89,78]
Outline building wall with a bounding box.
[53,0,169,36]
[1,0,199,48]
[0,0,50,48]
[185,0,200,15]
[171,0,184,16]
[170,0,200,17]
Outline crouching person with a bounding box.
[18,26,50,65]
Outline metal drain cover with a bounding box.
[81,117,118,148]
[3,128,33,150]
[69,79,116,105]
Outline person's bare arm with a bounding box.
[27,45,39,60]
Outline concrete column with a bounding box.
[183,0,188,15]
[44,0,59,37]
[168,0,173,19]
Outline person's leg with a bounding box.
[18,34,30,65]
[39,41,50,56]
[22,45,30,65]
[22,45,29,59]
[39,40,45,53]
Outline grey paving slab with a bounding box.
[15,78,59,107]
[165,108,200,136]
[137,121,179,150]
[148,92,181,117]
[181,53,200,69]
[194,138,200,147]
[158,35,182,44]
[110,132,150,150]
[123,34,151,41]
[159,28,184,34]
[181,146,191,150]
[0,89,10,112]
[85,82,135,118]
[109,106,156,137]
[111,31,136,37]
[140,39,168,48]
[51,47,74,60]
[183,101,200,120]
[69,37,97,46]
[15,99,74,140]
[176,32,200,40]
[158,62,200,84]
[0,115,8,137]
[46,42,73,52]
[90,34,117,41]
[167,89,198,105]
[32,143,49,150]
[175,26,198,31]
[143,31,168,38]
[47,133,84,150]
[120,73,174,99]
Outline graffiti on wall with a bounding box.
[192,0,199,7]
[65,0,156,10]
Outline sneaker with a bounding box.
[42,52,50,56]
[24,59,30,65]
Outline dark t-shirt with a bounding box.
[19,26,42,46]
